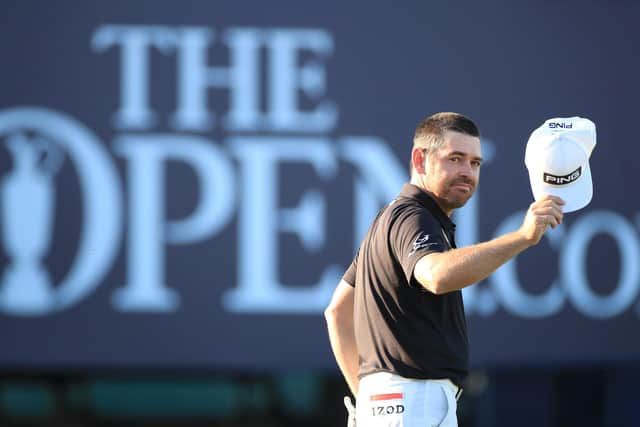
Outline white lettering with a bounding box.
[266,29,337,132]
[490,211,566,318]
[222,137,340,313]
[340,137,405,247]
[92,25,177,130]
[112,134,236,311]
[562,211,640,318]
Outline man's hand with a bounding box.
[518,195,565,246]
[344,396,356,427]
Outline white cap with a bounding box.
[525,117,596,213]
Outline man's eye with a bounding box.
[450,157,459,162]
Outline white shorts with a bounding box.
[356,372,460,427]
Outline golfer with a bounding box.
[325,112,564,426]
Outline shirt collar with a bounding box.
[399,183,456,232]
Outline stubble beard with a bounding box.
[442,178,476,210]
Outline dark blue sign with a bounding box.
[1,1,639,372]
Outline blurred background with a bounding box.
[1,1,639,426]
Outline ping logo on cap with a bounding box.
[548,122,573,129]
[543,166,582,186]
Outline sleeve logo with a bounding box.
[409,233,439,256]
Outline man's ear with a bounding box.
[412,148,426,175]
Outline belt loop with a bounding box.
[455,386,463,401]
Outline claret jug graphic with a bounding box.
[1,132,63,312]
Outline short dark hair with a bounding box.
[410,112,480,176]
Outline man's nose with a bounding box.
[459,161,473,177]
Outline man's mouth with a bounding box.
[451,181,473,191]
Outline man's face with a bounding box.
[419,131,482,213]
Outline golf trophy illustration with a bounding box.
[1,132,63,313]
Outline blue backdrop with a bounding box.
[1,0,639,373]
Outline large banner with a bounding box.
[1,1,639,371]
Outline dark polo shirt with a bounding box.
[343,183,468,388]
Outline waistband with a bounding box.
[361,372,463,401]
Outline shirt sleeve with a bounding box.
[391,208,448,285]
[341,251,358,287]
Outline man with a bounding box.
[325,112,564,426]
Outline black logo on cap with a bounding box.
[549,122,573,129]
[543,167,582,186]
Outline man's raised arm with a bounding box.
[415,195,564,295]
